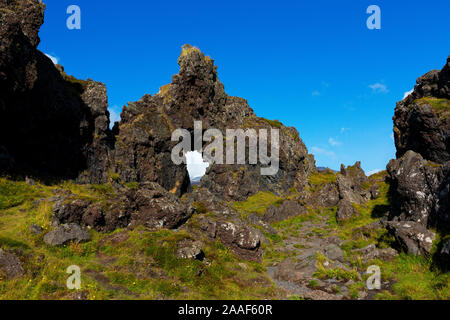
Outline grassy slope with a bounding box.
[0,178,275,300]
[0,172,449,300]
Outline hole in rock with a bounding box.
[186,151,210,185]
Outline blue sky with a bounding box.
[38,0,450,174]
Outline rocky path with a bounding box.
[264,212,366,300]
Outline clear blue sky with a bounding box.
[38,0,450,174]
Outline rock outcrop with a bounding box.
[388,56,450,259]
[1,0,317,205]
[384,221,436,256]
[112,45,316,200]
[0,0,114,182]
[51,182,191,232]
[394,56,450,164]
[43,223,92,246]
[387,151,449,228]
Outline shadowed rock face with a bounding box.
[0,0,114,182]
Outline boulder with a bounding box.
[44,224,91,246]
[175,239,204,260]
[387,150,449,228]
[315,183,340,207]
[129,182,191,230]
[216,221,261,261]
[385,221,436,256]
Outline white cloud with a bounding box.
[108,107,121,128]
[311,146,335,158]
[366,169,383,176]
[403,89,413,99]
[45,53,59,65]
[328,137,342,147]
[312,91,320,96]
[369,83,389,93]
[390,133,394,141]
[340,127,350,133]
[186,151,210,179]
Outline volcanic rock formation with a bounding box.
[112,44,316,200]
[0,0,114,182]
[388,56,450,258]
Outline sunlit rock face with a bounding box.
[388,56,450,258]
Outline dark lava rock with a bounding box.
[387,56,449,258]
[394,56,450,164]
[53,199,91,225]
[51,183,191,232]
[0,249,25,279]
[1,2,317,203]
[112,44,316,200]
[0,0,114,182]
[44,223,91,246]
[385,221,436,256]
[129,182,191,230]
[387,150,449,228]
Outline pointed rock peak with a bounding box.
[176,44,217,79]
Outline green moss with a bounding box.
[0,178,45,210]
[308,279,320,289]
[192,201,208,214]
[123,182,139,190]
[425,161,441,168]
[375,254,450,300]
[415,97,450,118]
[108,171,120,183]
[262,118,283,128]
[0,178,277,300]
[232,191,282,219]
[313,265,359,282]
[307,170,337,193]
